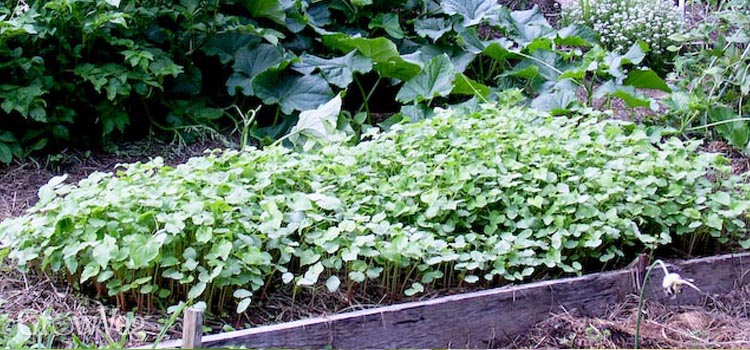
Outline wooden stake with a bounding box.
[182,308,203,349]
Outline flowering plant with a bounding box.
[559,0,682,56]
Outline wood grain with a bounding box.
[181,308,203,349]
[152,252,750,349]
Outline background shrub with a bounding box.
[0,0,673,164]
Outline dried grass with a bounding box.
[511,287,750,348]
[0,264,181,347]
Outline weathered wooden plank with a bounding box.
[181,308,203,349]
[153,252,750,349]
[642,252,750,305]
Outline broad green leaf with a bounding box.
[711,106,750,151]
[233,289,252,298]
[253,72,333,114]
[399,103,434,122]
[457,27,488,54]
[508,6,555,44]
[396,54,455,103]
[289,94,347,151]
[442,0,501,27]
[227,44,286,96]
[298,249,321,266]
[322,34,398,64]
[97,270,115,282]
[237,298,252,313]
[202,32,260,64]
[188,282,207,299]
[0,131,16,143]
[298,262,324,285]
[452,73,491,98]
[282,272,294,284]
[233,44,285,78]
[322,34,420,80]
[623,41,648,64]
[0,143,12,164]
[531,80,578,115]
[292,51,373,88]
[593,81,654,109]
[415,17,452,41]
[623,69,672,93]
[369,13,404,39]
[404,282,424,296]
[706,213,723,230]
[351,0,372,5]
[715,192,731,206]
[555,25,598,47]
[482,39,517,62]
[325,275,341,292]
[239,0,286,24]
[37,174,67,205]
[93,235,117,268]
[207,240,233,261]
[9,324,30,348]
[128,235,160,269]
[308,193,342,210]
[195,226,213,244]
[80,263,100,283]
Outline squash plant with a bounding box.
[0,0,673,163]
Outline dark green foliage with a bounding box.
[0,0,673,163]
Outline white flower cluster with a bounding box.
[559,0,681,55]
[13,0,30,17]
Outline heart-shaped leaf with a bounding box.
[415,17,452,41]
[253,72,333,114]
[322,34,420,80]
[239,0,286,25]
[396,54,455,103]
[452,73,491,98]
[227,44,286,96]
[593,81,654,109]
[623,69,672,92]
[325,275,341,292]
[442,0,502,27]
[292,51,373,88]
[369,13,405,39]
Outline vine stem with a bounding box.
[634,260,669,349]
[685,117,750,132]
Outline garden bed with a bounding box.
[5,109,741,347]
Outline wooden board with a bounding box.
[153,252,750,349]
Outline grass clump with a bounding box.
[1,102,749,312]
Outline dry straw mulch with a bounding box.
[513,286,750,348]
